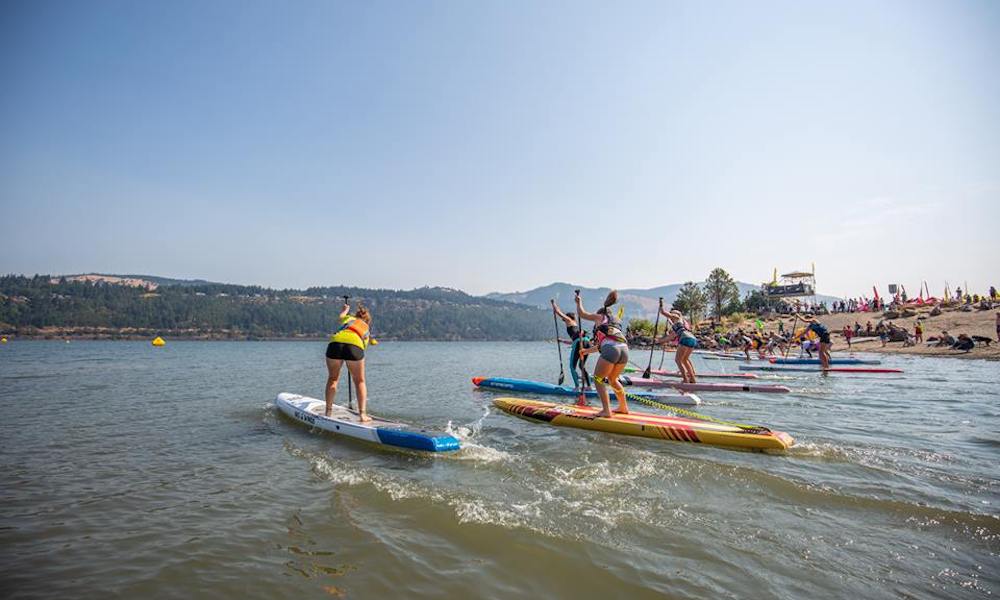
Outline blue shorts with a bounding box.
[679,336,698,349]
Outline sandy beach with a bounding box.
[740,305,1000,361]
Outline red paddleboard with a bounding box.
[620,376,791,393]
[646,369,758,380]
[738,366,904,374]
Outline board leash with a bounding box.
[593,376,771,434]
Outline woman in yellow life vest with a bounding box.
[326,303,373,421]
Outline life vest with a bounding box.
[593,312,626,345]
[333,317,370,345]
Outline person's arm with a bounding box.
[550,299,574,326]
[339,304,350,318]
[575,291,600,323]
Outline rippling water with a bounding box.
[1,341,997,598]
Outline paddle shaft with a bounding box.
[552,301,566,385]
[342,295,353,409]
[784,312,799,359]
[644,298,662,378]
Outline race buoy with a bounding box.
[0,337,7,344]
[151,336,166,347]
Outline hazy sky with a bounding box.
[2,0,997,297]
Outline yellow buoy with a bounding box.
[1,337,7,344]
[152,336,166,347]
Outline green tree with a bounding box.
[704,268,740,319]
[672,282,707,323]
[741,289,779,313]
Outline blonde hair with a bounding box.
[355,306,372,324]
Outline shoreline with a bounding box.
[734,305,1000,361]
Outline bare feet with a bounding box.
[359,414,373,423]
[595,410,614,418]
[613,408,629,415]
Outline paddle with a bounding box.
[574,289,586,404]
[342,295,353,409]
[642,297,663,379]
[552,299,566,386]
[783,311,799,359]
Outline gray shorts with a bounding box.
[599,342,629,365]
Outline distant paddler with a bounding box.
[801,315,832,369]
[325,301,374,421]
[550,299,591,392]
[575,290,629,418]
[657,304,698,383]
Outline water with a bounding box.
[1,341,997,599]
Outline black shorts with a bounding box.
[326,342,364,361]
[818,334,831,345]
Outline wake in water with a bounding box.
[443,405,512,464]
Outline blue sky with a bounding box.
[1,0,997,298]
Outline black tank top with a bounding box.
[566,324,581,340]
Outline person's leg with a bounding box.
[819,342,831,369]
[609,361,629,414]
[592,357,614,418]
[676,346,689,382]
[345,359,369,422]
[325,358,343,416]
[682,346,697,383]
[569,341,582,390]
[580,354,591,388]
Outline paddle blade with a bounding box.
[642,366,652,379]
[558,372,565,385]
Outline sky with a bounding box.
[1,0,998,298]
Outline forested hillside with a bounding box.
[0,275,551,340]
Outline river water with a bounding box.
[1,341,997,599]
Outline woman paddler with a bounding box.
[575,290,629,418]
[551,299,591,391]
[802,315,832,369]
[659,305,698,383]
[325,302,374,421]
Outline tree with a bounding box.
[704,268,740,318]
[741,289,779,313]
[672,282,707,323]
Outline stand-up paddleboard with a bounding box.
[738,366,904,374]
[493,398,794,451]
[624,366,758,379]
[275,393,460,452]
[472,377,701,405]
[770,357,882,365]
[620,375,791,394]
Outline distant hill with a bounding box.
[54,273,220,288]
[1,275,550,340]
[487,281,842,320]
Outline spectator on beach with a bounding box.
[996,312,1000,343]
[914,321,923,343]
[866,321,873,336]
[842,325,853,348]
[936,331,956,347]
[953,334,974,352]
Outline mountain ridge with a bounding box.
[487,281,842,319]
